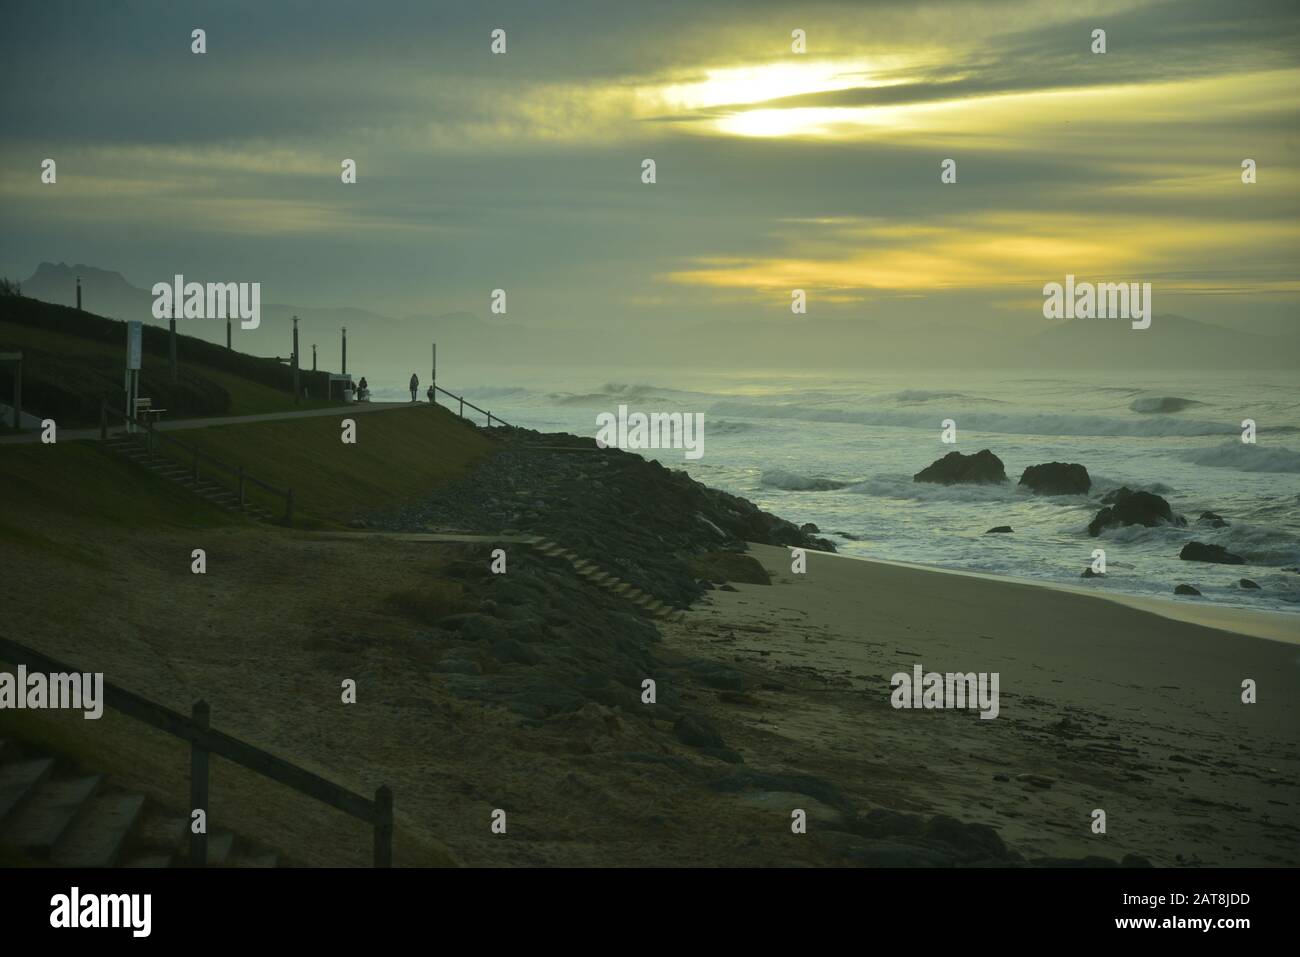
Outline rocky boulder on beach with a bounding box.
[1087,487,1184,537]
[1179,542,1246,565]
[1019,462,1091,495]
[913,449,1006,485]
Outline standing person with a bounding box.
[409,372,419,402]
[426,384,435,403]
[358,376,369,401]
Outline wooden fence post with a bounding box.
[189,700,210,867]
[374,785,393,867]
[459,396,464,418]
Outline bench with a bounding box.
[136,397,167,424]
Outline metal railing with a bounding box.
[433,385,510,428]
[0,635,392,867]
[101,400,294,525]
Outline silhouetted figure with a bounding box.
[409,373,418,402]
[426,384,435,403]
[357,376,369,401]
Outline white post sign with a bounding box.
[127,320,143,370]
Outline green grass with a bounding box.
[0,319,343,422]
[0,442,235,531]
[147,404,494,525]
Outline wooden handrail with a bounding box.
[0,634,392,867]
[103,401,294,524]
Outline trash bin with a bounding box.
[343,388,354,402]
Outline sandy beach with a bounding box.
[662,544,1300,866]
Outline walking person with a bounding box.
[409,372,419,402]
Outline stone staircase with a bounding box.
[0,738,280,867]
[526,535,684,621]
[102,433,278,523]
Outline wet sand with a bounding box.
[661,543,1300,865]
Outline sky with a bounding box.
[1,0,1297,343]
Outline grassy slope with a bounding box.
[1,408,494,866]
[0,318,342,419]
[148,404,494,525]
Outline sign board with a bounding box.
[126,321,143,370]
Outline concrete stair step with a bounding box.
[0,774,102,856]
[132,809,187,853]
[205,829,235,866]
[50,791,147,867]
[0,757,56,824]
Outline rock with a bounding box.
[853,808,925,838]
[1174,583,1202,596]
[1087,488,1181,537]
[922,815,1010,862]
[1080,567,1103,578]
[688,551,771,585]
[913,449,1006,485]
[504,619,547,643]
[492,638,543,665]
[1015,773,1054,789]
[1198,511,1229,528]
[986,526,1013,534]
[674,713,726,749]
[438,613,511,642]
[1121,854,1154,868]
[434,658,482,675]
[800,522,820,534]
[684,660,745,691]
[1239,578,1261,589]
[832,530,861,540]
[1180,541,1245,565]
[1019,462,1091,495]
[834,840,952,867]
[718,583,738,592]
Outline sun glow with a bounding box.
[655,59,905,111]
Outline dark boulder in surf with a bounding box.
[1174,583,1202,596]
[914,449,1006,485]
[1087,488,1183,537]
[1179,541,1245,565]
[1019,462,1091,495]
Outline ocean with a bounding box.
[375,368,1300,616]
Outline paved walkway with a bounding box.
[0,401,421,445]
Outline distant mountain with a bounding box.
[23,262,152,318]
[18,263,1298,372]
[16,262,596,378]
